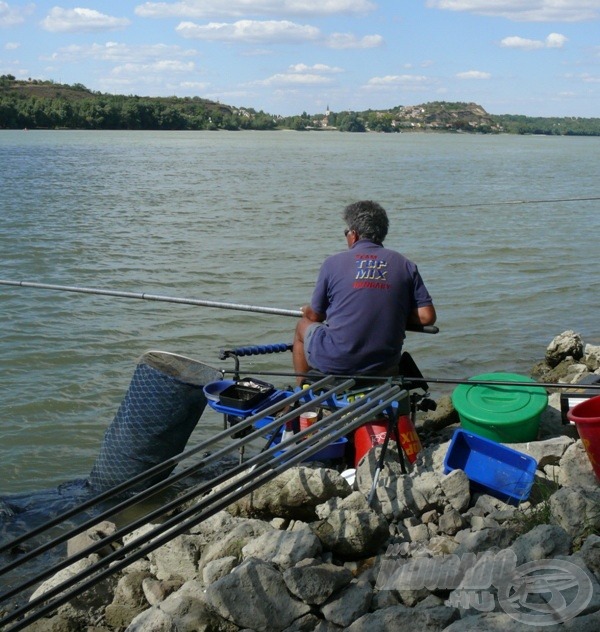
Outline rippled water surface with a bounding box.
[1,130,598,493]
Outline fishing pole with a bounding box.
[0,279,439,333]
[221,369,600,392]
[401,195,600,211]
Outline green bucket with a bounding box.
[451,372,548,443]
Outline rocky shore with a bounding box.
[21,331,600,631]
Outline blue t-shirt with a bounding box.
[306,239,433,374]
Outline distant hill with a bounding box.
[2,75,599,135]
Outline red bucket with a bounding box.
[567,394,600,482]
[353,415,422,468]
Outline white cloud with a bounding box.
[366,74,433,88]
[43,42,197,64]
[500,32,568,50]
[135,0,376,19]
[326,32,384,49]
[4,41,20,50]
[255,72,334,86]
[111,60,195,76]
[426,1,600,22]
[41,7,131,33]
[0,2,34,27]
[456,70,491,79]
[288,63,343,73]
[176,19,321,43]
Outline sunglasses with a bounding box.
[344,228,352,237]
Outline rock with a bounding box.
[545,330,584,368]
[197,518,274,573]
[104,572,151,629]
[320,580,373,627]
[201,555,237,585]
[346,604,459,631]
[227,466,351,521]
[508,436,573,468]
[578,534,600,576]
[148,534,203,582]
[550,486,600,540]
[142,578,183,606]
[558,440,598,488]
[29,554,118,619]
[311,503,389,558]
[355,444,406,497]
[282,558,353,605]
[510,524,572,564]
[438,508,465,536]
[241,529,322,570]
[439,469,471,512]
[420,395,459,432]
[453,527,518,555]
[584,344,600,371]
[126,606,177,631]
[66,520,119,558]
[204,558,311,631]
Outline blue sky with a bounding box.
[1,1,599,117]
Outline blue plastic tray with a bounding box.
[443,429,537,504]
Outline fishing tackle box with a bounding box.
[560,374,600,424]
[218,378,275,411]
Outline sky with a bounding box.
[1,1,599,117]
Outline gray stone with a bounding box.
[584,344,600,371]
[510,524,572,565]
[227,466,351,521]
[355,444,406,497]
[197,518,273,573]
[346,604,459,631]
[201,555,238,585]
[141,578,183,607]
[66,520,119,558]
[320,580,373,627]
[282,559,353,605]
[241,529,322,570]
[558,440,598,488]
[453,527,518,556]
[508,436,573,468]
[148,534,203,582]
[545,330,584,368]
[579,534,600,576]
[549,486,600,539]
[438,508,465,535]
[440,468,471,513]
[205,558,311,631]
[105,572,150,629]
[125,606,177,632]
[311,506,389,558]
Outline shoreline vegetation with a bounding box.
[2,75,600,136]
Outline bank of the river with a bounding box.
[3,331,599,631]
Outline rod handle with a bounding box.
[220,343,293,359]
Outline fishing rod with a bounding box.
[401,195,600,211]
[221,369,600,392]
[2,384,404,631]
[0,279,439,333]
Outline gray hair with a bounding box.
[343,200,389,244]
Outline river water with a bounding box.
[1,130,598,495]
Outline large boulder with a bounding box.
[204,558,311,631]
[545,330,584,368]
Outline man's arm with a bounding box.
[407,304,436,327]
[301,304,326,323]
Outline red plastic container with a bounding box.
[567,394,600,482]
[353,415,422,467]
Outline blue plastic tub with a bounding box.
[443,429,537,504]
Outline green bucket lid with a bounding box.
[452,372,548,426]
